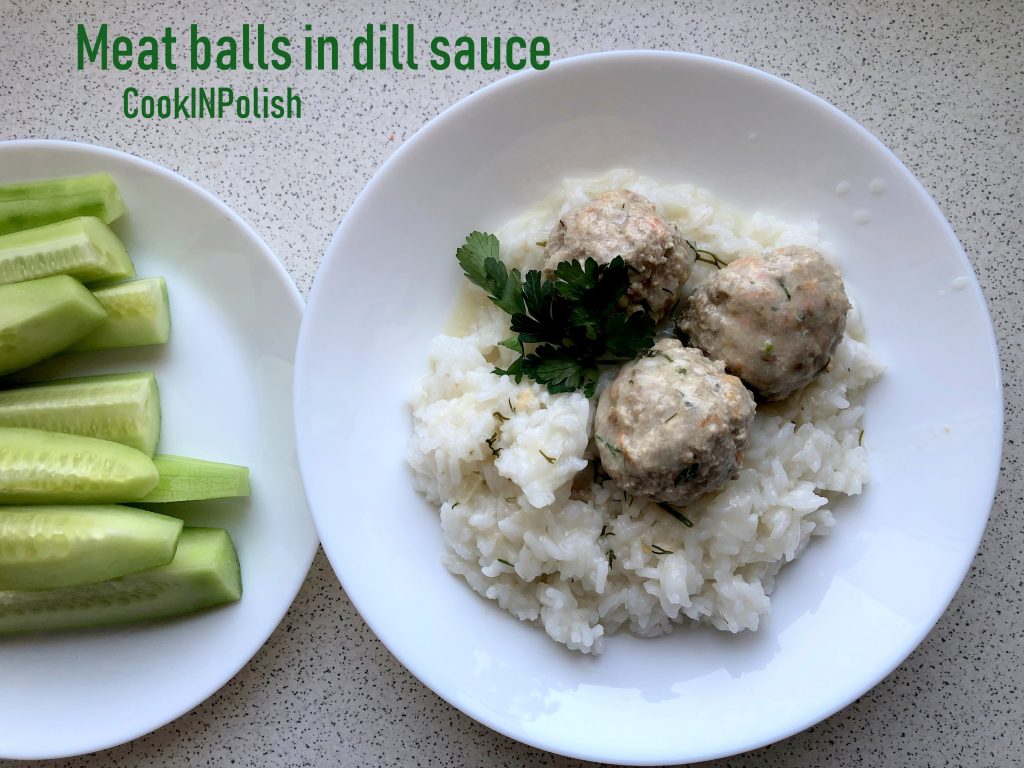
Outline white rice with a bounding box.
[408,171,883,654]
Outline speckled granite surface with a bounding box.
[1,0,1021,765]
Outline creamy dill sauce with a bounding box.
[444,283,486,336]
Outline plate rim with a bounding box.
[295,50,1004,764]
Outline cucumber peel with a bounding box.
[0,216,135,286]
[0,174,125,236]
[69,277,170,352]
[142,455,250,503]
[0,527,241,635]
[0,505,182,591]
[0,426,158,504]
[0,275,108,376]
[0,372,161,455]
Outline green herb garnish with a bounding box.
[497,558,513,567]
[638,348,673,362]
[674,463,701,485]
[777,278,791,301]
[456,232,656,397]
[656,501,695,528]
[650,544,674,555]
[690,242,727,269]
[456,232,523,315]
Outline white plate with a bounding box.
[294,52,1003,764]
[0,140,317,759]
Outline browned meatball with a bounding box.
[679,246,851,401]
[594,338,756,506]
[544,189,695,321]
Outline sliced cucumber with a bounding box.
[0,216,135,286]
[141,455,250,503]
[0,527,241,635]
[68,278,170,353]
[0,427,158,504]
[0,174,125,236]
[0,505,182,591]
[0,275,108,376]
[0,372,161,455]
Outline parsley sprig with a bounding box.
[456,231,656,397]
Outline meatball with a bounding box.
[543,189,695,321]
[679,246,851,401]
[594,338,756,506]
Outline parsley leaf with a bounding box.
[519,347,596,395]
[554,257,629,309]
[457,233,657,397]
[499,336,524,353]
[604,311,657,358]
[456,232,524,315]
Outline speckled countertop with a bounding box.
[1,0,1022,765]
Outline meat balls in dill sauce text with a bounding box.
[543,189,696,322]
[679,245,851,401]
[594,338,756,507]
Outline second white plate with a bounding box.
[0,140,318,760]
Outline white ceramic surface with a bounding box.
[0,140,318,760]
[294,52,1003,764]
